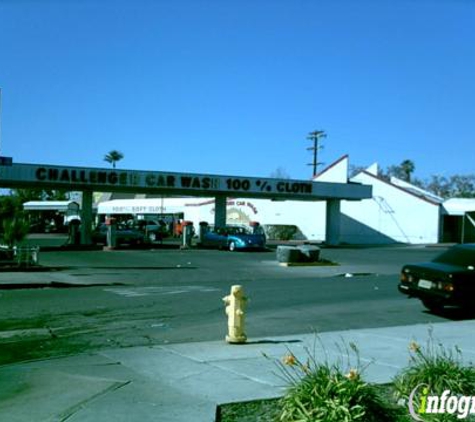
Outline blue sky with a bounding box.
[0,0,474,181]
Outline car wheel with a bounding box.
[131,238,142,247]
[229,241,236,252]
[149,232,157,242]
[422,299,444,313]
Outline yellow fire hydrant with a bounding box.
[223,285,247,344]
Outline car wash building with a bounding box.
[96,155,467,245]
[5,156,468,246]
[0,159,372,246]
[441,198,475,243]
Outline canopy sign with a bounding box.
[0,163,372,201]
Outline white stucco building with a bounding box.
[97,155,474,245]
[316,156,443,244]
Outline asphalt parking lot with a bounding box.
[1,241,466,366]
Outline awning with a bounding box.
[23,201,80,212]
[442,198,475,216]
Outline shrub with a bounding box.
[393,332,475,421]
[2,217,29,248]
[263,225,305,241]
[394,341,475,398]
[273,340,400,422]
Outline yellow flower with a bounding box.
[283,353,297,366]
[345,368,359,381]
[409,341,421,353]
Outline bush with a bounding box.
[273,340,400,422]
[265,333,475,422]
[2,217,29,248]
[263,225,305,241]
[393,332,475,421]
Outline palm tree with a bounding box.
[401,159,415,182]
[104,150,124,169]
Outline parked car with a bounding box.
[201,226,266,251]
[92,223,146,246]
[398,244,475,311]
[133,219,168,242]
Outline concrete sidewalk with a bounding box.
[1,320,475,422]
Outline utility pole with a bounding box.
[307,130,326,177]
[0,88,2,155]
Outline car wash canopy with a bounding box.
[0,162,371,201]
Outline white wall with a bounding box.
[97,158,443,245]
[183,198,327,241]
[342,172,440,244]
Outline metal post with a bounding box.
[80,190,93,245]
[462,213,466,244]
[0,88,2,154]
[326,199,341,246]
[214,195,227,229]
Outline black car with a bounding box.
[91,223,146,246]
[398,244,475,311]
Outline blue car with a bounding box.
[202,226,266,251]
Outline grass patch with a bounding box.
[217,398,281,422]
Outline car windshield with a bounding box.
[433,247,475,267]
[226,227,250,235]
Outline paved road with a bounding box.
[1,245,469,365]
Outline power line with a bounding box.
[0,88,2,155]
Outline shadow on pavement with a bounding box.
[424,307,475,321]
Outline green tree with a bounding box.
[0,196,29,247]
[355,159,475,199]
[2,218,29,248]
[12,189,68,203]
[424,175,450,198]
[449,175,475,198]
[270,167,291,179]
[0,196,21,220]
[425,174,475,198]
[104,150,124,169]
[400,159,415,182]
[383,159,415,182]
[349,165,367,178]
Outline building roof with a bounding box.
[312,155,349,183]
[443,198,475,216]
[351,170,442,206]
[390,176,444,204]
[23,201,80,211]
